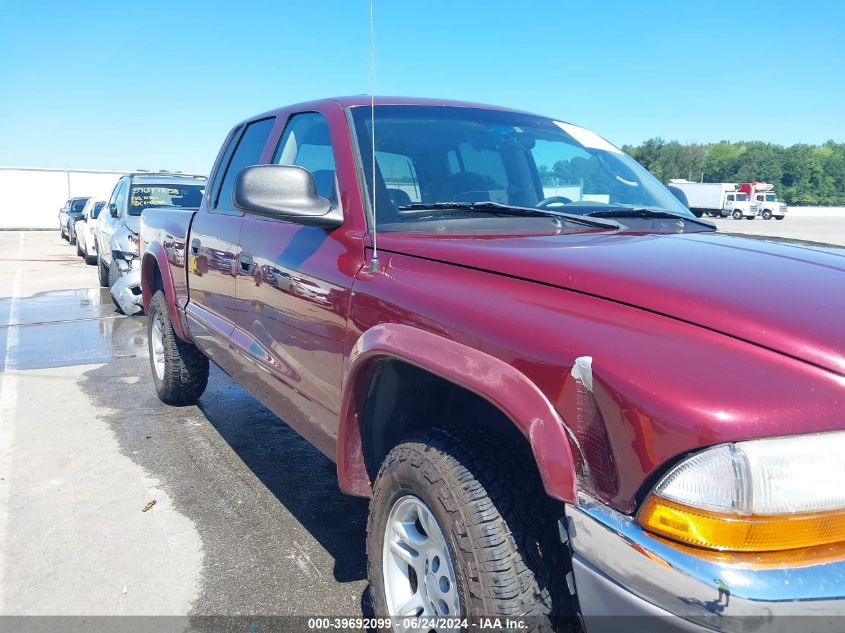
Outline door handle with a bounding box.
[190,238,201,256]
[239,251,254,273]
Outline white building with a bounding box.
[0,167,125,230]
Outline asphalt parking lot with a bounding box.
[709,215,845,247]
[1,217,843,626]
[0,232,369,624]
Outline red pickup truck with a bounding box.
[140,97,845,631]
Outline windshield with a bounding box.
[70,198,89,214]
[128,183,205,216]
[351,105,692,231]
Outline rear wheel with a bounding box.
[148,290,209,405]
[76,237,84,256]
[68,223,76,244]
[367,428,572,631]
[97,255,109,287]
[732,209,743,220]
[761,209,772,220]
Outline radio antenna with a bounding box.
[368,0,379,273]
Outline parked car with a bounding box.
[74,198,106,264]
[58,197,90,242]
[140,97,845,632]
[97,172,205,314]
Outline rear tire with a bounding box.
[76,238,84,257]
[68,223,76,244]
[148,290,209,406]
[97,255,109,287]
[367,428,572,631]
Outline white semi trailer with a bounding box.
[669,180,759,219]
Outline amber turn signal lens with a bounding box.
[639,497,845,552]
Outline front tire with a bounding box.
[148,290,209,405]
[97,255,109,287]
[108,258,123,313]
[76,237,84,257]
[732,209,742,220]
[761,209,772,220]
[367,429,572,630]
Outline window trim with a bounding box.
[208,125,243,213]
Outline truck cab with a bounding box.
[724,191,758,219]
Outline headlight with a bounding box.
[638,431,845,552]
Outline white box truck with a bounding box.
[740,182,787,220]
[669,180,759,219]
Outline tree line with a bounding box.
[621,139,845,206]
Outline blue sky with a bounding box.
[1,0,843,173]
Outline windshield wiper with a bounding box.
[585,208,716,230]
[398,201,620,229]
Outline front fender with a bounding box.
[141,243,189,341]
[337,323,577,502]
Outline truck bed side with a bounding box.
[140,207,198,341]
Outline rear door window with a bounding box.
[214,117,275,214]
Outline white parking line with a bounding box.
[0,232,24,599]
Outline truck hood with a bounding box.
[379,230,845,374]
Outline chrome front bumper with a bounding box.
[564,498,845,632]
[110,261,142,315]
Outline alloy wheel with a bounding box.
[382,495,460,624]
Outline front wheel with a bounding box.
[775,215,785,220]
[76,237,84,256]
[761,209,772,220]
[148,290,209,405]
[732,209,743,220]
[367,429,572,630]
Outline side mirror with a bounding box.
[109,203,118,218]
[233,165,341,228]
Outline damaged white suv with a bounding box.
[97,172,205,314]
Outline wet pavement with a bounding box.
[0,232,369,622]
